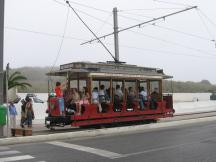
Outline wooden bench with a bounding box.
[11,128,32,137]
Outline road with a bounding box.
[1,120,216,162]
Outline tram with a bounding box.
[45,61,174,128]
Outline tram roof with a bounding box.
[47,62,172,79]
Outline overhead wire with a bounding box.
[196,9,215,41]
[118,43,216,60]
[151,24,214,42]
[95,13,112,35]
[65,1,117,62]
[197,9,216,28]
[65,0,110,14]
[119,7,184,12]
[127,29,216,57]
[5,26,87,41]
[153,0,192,7]
[50,6,70,72]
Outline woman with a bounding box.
[25,97,35,128]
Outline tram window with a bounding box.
[92,80,99,90]
[140,82,148,94]
[70,80,78,89]
[150,81,159,93]
[125,81,136,96]
[112,80,123,102]
[92,80,111,98]
[79,80,86,91]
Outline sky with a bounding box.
[3,0,216,84]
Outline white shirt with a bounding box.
[140,90,147,100]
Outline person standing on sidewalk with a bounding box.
[25,97,35,128]
[8,101,17,129]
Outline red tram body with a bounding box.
[45,62,174,128]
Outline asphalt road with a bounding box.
[1,120,216,162]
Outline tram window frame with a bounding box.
[70,80,78,89]
[112,80,124,102]
[70,79,87,92]
[79,80,87,92]
[150,80,162,99]
[139,81,148,96]
[125,80,137,100]
[92,79,111,101]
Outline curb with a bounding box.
[1,116,216,146]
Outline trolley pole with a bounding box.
[0,0,5,137]
[113,7,120,63]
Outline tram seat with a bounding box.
[66,103,77,115]
[101,102,109,113]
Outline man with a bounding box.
[150,88,160,109]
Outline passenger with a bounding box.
[55,80,67,116]
[82,87,90,101]
[126,87,136,111]
[139,87,147,110]
[113,85,123,112]
[92,87,102,112]
[71,88,80,105]
[92,87,99,104]
[25,97,35,128]
[78,92,90,115]
[64,88,75,115]
[115,85,123,101]
[150,88,160,110]
[99,85,109,112]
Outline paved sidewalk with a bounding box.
[3,111,216,137]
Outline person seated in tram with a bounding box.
[150,88,160,110]
[78,91,90,115]
[113,84,123,112]
[92,87,102,112]
[69,88,80,113]
[126,87,136,111]
[63,88,75,115]
[99,85,109,112]
[82,87,90,101]
[139,86,147,110]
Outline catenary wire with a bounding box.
[50,6,70,72]
[196,9,215,40]
[65,0,110,13]
[153,0,192,7]
[65,1,117,62]
[152,24,214,42]
[119,7,184,12]
[198,9,216,28]
[127,29,216,57]
[5,26,87,41]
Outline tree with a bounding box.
[7,71,32,90]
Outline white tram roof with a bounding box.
[47,62,172,79]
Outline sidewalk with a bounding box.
[2,111,216,137]
[31,111,216,135]
[1,112,216,146]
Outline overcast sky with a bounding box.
[3,0,216,83]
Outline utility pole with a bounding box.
[113,7,119,63]
[0,0,5,137]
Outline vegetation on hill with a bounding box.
[11,67,216,93]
